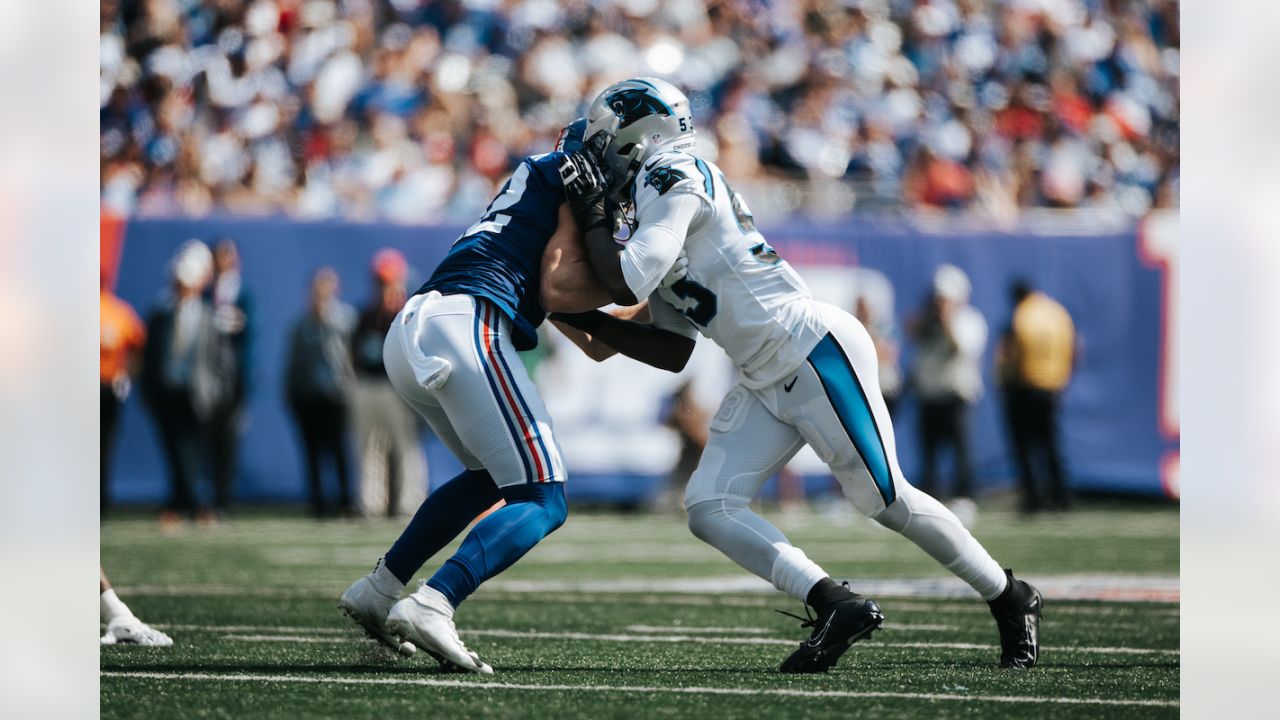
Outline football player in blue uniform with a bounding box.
[338,121,693,673]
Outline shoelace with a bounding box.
[775,605,818,630]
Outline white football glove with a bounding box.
[659,249,689,290]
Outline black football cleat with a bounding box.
[777,591,885,673]
[988,568,1042,669]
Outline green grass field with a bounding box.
[101,502,1179,718]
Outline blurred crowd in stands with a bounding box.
[101,0,1179,223]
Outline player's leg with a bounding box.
[683,387,885,673]
[684,386,808,593]
[100,567,172,647]
[379,394,500,583]
[340,295,500,662]
[381,297,568,672]
[793,305,1040,668]
[339,299,475,651]
[394,301,566,589]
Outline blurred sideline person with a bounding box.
[141,240,232,526]
[286,267,357,518]
[337,121,681,674]
[101,270,146,515]
[853,293,902,418]
[545,78,1040,673]
[996,280,1076,513]
[350,249,426,517]
[100,567,172,646]
[909,264,987,524]
[657,380,710,513]
[207,239,255,516]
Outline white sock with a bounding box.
[100,589,133,625]
[770,544,830,603]
[687,499,827,602]
[943,536,1009,601]
[370,558,406,598]
[875,484,1009,601]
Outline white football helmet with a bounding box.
[584,77,696,196]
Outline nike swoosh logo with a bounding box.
[783,377,798,392]
[805,613,836,648]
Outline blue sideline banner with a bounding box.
[107,213,1178,506]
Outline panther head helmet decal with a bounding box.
[643,166,688,196]
[605,88,674,129]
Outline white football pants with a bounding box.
[383,291,566,488]
[684,302,1007,602]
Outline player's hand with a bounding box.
[581,129,613,168]
[559,149,613,234]
[659,249,689,290]
[559,151,608,208]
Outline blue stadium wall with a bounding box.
[108,215,1178,506]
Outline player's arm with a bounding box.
[549,302,651,362]
[551,295,696,373]
[583,191,699,306]
[559,152,696,307]
[549,311,694,373]
[540,204,614,313]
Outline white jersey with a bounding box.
[626,150,826,389]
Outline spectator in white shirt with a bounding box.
[909,264,987,515]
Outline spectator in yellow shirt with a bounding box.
[996,280,1076,513]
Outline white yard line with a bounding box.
[100,670,1177,708]
[156,624,349,635]
[200,628,1177,656]
[624,625,771,634]
[488,575,1180,603]
[624,623,959,633]
[118,573,1181,604]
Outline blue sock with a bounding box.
[383,469,502,584]
[427,483,568,608]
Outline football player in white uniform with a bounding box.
[543,78,1041,673]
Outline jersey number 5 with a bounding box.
[669,278,717,327]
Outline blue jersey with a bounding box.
[418,153,567,350]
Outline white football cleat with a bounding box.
[100,616,173,647]
[339,567,417,657]
[387,583,493,674]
